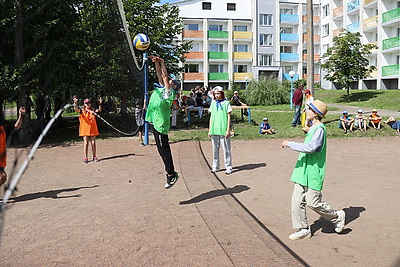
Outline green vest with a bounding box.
[290,124,327,191]
[209,100,230,136]
[145,87,175,135]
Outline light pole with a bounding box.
[245,76,248,89]
[289,70,295,109]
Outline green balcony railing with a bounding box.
[382,36,400,50]
[382,8,400,23]
[208,31,229,39]
[208,52,229,59]
[382,64,400,76]
[209,73,229,80]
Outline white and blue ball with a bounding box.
[133,34,150,50]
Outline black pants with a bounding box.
[153,127,175,175]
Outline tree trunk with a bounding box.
[346,86,350,102]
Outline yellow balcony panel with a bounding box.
[233,31,252,39]
[233,73,253,81]
[184,52,204,60]
[333,28,344,37]
[233,52,252,60]
[363,16,378,29]
[369,69,377,78]
[364,0,377,5]
[183,30,203,38]
[333,6,343,17]
[183,73,204,80]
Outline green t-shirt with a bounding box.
[145,87,175,135]
[290,124,327,191]
[209,100,231,136]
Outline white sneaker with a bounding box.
[289,228,311,240]
[334,210,346,233]
[225,169,232,175]
[211,168,219,173]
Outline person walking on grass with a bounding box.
[208,86,233,175]
[282,100,346,240]
[73,96,103,164]
[145,56,179,189]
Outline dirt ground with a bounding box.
[0,136,399,266]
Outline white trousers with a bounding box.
[211,135,232,171]
[291,183,337,229]
[171,109,178,127]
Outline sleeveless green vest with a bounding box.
[209,100,230,136]
[290,124,326,191]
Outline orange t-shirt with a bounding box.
[79,108,99,137]
[370,114,381,124]
[0,126,6,168]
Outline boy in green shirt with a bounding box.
[282,100,346,240]
[145,56,179,189]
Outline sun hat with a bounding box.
[357,109,363,113]
[372,108,378,112]
[263,117,268,121]
[305,89,311,94]
[84,99,91,104]
[308,100,328,118]
[343,110,348,114]
[213,86,223,92]
[234,91,239,94]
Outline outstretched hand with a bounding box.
[19,106,26,115]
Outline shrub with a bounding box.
[244,76,289,106]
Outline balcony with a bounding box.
[233,52,252,60]
[333,6,344,19]
[364,0,377,7]
[233,73,253,81]
[346,21,360,33]
[280,14,299,24]
[184,52,204,60]
[382,36,400,51]
[363,16,378,30]
[303,34,320,44]
[302,54,321,62]
[347,0,360,13]
[233,31,252,40]
[280,33,299,43]
[208,31,229,39]
[208,52,229,60]
[209,73,229,80]
[302,74,321,82]
[280,53,299,62]
[183,73,204,81]
[382,64,400,76]
[302,15,320,24]
[382,8,400,24]
[183,30,203,39]
[333,28,344,37]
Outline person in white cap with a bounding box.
[259,117,276,135]
[208,86,233,175]
[282,100,346,240]
[354,109,367,131]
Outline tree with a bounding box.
[321,30,377,102]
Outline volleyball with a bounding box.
[133,34,150,50]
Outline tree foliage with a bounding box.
[244,75,289,106]
[321,30,377,101]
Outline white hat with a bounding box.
[234,91,238,94]
[263,117,268,121]
[357,109,363,113]
[213,86,223,92]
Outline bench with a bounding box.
[185,105,252,126]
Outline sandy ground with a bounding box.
[0,136,399,266]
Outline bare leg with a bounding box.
[90,136,97,158]
[0,171,7,187]
[83,136,89,159]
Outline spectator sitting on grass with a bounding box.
[338,110,354,133]
[354,109,367,132]
[259,117,276,135]
[368,109,382,130]
[383,117,400,135]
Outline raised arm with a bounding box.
[14,106,26,130]
[73,96,80,113]
[152,56,170,91]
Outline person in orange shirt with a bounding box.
[0,106,25,189]
[73,96,103,163]
[368,109,382,130]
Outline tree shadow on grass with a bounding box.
[310,206,366,235]
[336,91,383,103]
[179,185,250,205]
[8,185,100,203]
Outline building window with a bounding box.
[260,14,273,26]
[322,44,328,55]
[185,64,199,73]
[259,54,273,66]
[280,8,292,15]
[322,5,329,17]
[234,44,248,52]
[280,46,293,53]
[209,44,224,52]
[209,24,223,31]
[184,24,199,31]
[260,34,273,46]
[190,43,200,52]
[234,65,247,73]
[234,25,247,31]
[280,27,293,34]
[227,3,236,11]
[210,64,224,73]
[202,2,211,10]
[322,24,329,37]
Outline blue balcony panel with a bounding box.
[280,14,299,23]
[280,33,299,42]
[280,53,299,61]
[346,21,360,32]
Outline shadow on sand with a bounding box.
[179,185,250,205]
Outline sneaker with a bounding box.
[183,117,188,123]
[225,169,232,175]
[83,158,89,164]
[210,168,219,173]
[93,156,99,162]
[165,172,179,189]
[140,142,145,146]
[289,228,311,240]
[334,210,346,233]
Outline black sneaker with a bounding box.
[165,172,179,189]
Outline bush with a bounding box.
[244,76,289,106]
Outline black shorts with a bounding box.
[0,167,4,173]
[138,125,144,132]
